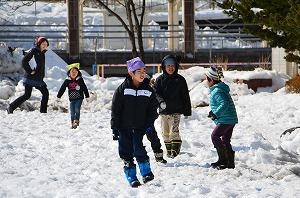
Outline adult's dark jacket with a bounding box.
[22,47,46,81]
[154,65,191,116]
[57,74,89,101]
[111,77,158,130]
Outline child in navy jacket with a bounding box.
[57,63,89,129]
[111,57,158,187]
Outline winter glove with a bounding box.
[208,110,217,120]
[145,123,155,135]
[112,129,119,141]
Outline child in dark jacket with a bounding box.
[154,55,191,158]
[206,66,238,169]
[111,57,158,187]
[7,37,49,114]
[57,63,89,129]
[143,74,167,164]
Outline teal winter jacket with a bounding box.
[209,82,238,125]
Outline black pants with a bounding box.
[9,84,49,113]
[146,129,163,153]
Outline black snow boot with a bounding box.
[226,149,235,169]
[7,105,13,114]
[142,172,154,184]
[154,151,167,164]
[165,141,172,158]
[211,147,228,169]
[170,140,182,158]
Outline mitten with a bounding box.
[208,110,217,120]
[159,101,166,110]
[112,129,119,141]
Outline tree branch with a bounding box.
[129,0,140,29]
[139,0,146,27]
[93,0,131,34]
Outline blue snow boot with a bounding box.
[138,160,154,184]
[124,164,141,188]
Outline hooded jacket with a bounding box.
[154,57,191,116]
[209,82,238,125]
[111,77,158,130]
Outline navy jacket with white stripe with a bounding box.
[111,76,158,130]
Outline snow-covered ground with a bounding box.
[0,42,300,197]
[0,1,299,197]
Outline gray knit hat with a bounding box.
[206,66,223,81]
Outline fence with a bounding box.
[0,24,264,51]
[94,62,271,78]
[95,64,162,78]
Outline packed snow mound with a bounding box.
[45,49,67,70]
[0,43,23,73]
[281,128,300,155]
[0,80,15,100]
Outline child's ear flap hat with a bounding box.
[67,63,80,71]
[126,57,145,72]
[206,66,223,81]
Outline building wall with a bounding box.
[272,48,299,77]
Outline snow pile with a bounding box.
[0,80,15,100]
[0,43,23,73]
[281,128,300,156]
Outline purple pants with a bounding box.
[211,124,235,149]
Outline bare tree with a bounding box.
[93,0,146,60]
[0,1,64,16]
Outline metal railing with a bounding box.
[0,24,264,50]
[94,62,271,78]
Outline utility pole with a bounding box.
[67,0,83,61]
[182,0,195,60]
[168,0,179,51]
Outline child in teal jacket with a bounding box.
[206,66,238,169]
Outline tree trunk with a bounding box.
[136,26,144,60]
[94,0,147,59]
[130,0,146,60]
[129,31,138,57]
[126,0,138,58]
